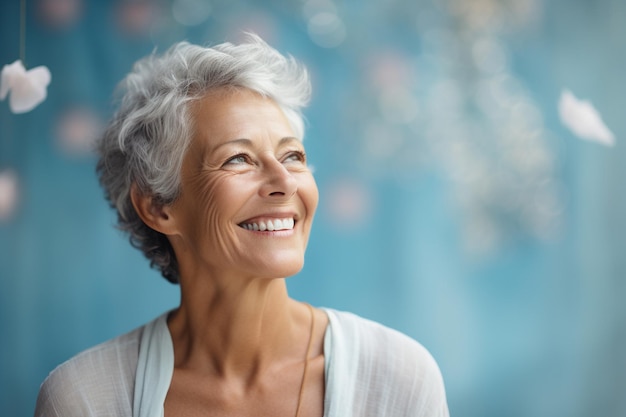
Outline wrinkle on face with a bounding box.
[164,88,318,285]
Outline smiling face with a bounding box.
[163,88,318,283]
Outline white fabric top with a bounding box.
[35,308,449,417]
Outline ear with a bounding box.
[130,184,178,236]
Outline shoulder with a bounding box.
[326,308,438,368]
[34,325,144,417]
[324,309,449,416]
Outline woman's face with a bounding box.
[165,88,318,282]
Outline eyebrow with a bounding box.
[209,136,301,153]
[277,136,301,146]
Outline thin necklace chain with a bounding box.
[294,304,315,417]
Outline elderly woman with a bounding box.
[34,35,449,417]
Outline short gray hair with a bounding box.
[96,34,311,283]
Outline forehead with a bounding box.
[188,88,296,150]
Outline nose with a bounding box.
[259,157,298,198]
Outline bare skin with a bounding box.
[132,89,328,417]
[165,295,328,417]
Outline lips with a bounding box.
[238,217,295,231]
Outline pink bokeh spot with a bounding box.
[37,0,83,28]
[325,178,373,230]
[0,170,19,221]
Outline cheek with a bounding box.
[187,175,258,260]
[189,176,220,225]
[183,175,235,249]
[301,174,319,216]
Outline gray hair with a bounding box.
[96,34,311,283]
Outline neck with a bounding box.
[167,274,308,382]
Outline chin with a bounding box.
[251,256,305,280]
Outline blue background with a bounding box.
[2,0,626,416]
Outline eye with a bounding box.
[223,153,252,166]
[283,150,306,164]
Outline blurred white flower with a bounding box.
[0,60,51,114]
[558,89,615,146]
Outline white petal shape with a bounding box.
[558,89,615,146]
[0,61,22,100]
[0,60,52,114]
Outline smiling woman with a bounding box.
[33,34,449,417]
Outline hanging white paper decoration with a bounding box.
[0,60,51,114]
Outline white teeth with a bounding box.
[240,218,295,232]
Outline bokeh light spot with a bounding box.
[0,170,19,221]
[55,107,103,156]
[325,178,373,229]
[307,12,346,48]
[116,0,160,36]
[472,36,508,74]
[37,0,83,29]
[379,89,419,124]
[367,51,416,90]
[172,0,211,27]
[363,122,405,160]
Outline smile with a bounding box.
[239,218,295,231]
